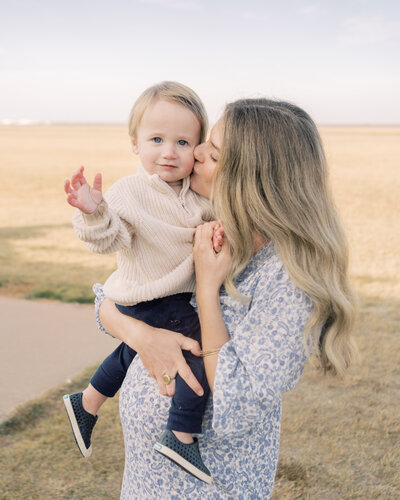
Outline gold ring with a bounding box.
[162,374,173,385]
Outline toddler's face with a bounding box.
[132,99,201,184]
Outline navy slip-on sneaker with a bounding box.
[154,430,212,484]
[63,392,98,458]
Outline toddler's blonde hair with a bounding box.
[128,81,208,142]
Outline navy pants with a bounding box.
[90,293,209,434]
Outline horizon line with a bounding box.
[1,120,400,127]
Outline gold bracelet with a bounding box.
[200,347,221,357]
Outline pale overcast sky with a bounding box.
[1,0,399,124]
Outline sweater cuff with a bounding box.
[82,199,109,226]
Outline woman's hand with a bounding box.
[135,326,204,398]
[193,222,231,296]
[98,299,204,398]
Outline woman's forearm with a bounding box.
[98,298,147,350]
[193,222,232,391]
[196,289,229,391]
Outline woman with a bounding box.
[97,99,358,498]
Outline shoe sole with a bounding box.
[154,441,212,484]
[63,394,92,458]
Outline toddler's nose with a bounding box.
[162,145,177,159]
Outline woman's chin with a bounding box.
[189,175,199,193]
[190,173,211,199]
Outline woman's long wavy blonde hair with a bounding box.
[213,99,358,376]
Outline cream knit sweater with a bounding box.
[72,166,212,305]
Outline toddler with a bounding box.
[63,81,216,484]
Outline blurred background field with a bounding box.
[1,125,399,303]
[0,125,139,301]
[1,125,399,498]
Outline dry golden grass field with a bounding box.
[0,125,399,499]
[0,125,139,302]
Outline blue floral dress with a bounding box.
[94,242,312,499]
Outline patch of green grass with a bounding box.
[0,222,115,303]
[25,287,94,303]
[0,401,46,436]
[0,365,124,499]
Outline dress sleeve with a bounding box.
[211,267,312,436]
[92,283,113,337]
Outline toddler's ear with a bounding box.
[131,138,139,154]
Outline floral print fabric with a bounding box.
[94,242,312,499]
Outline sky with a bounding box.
[0,0,399,125]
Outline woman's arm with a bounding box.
[98,297,205,398]
[193,222,231,390]
[195,228,311,436]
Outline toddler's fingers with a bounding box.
[93,173,102,192]
[71,166,86,189]
[75,166,85,179]
[213,242,222,253]
[212,236,221,253]
[212,228,224,252]
[70,174,83,191]
[64,179,72,195]
[66,193,79,208]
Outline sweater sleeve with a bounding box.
[211,267,312,436]
[71,190,134,254]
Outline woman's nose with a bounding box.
[194,143,204,162]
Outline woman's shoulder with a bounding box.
[240,243,311,308]
[238,242,283,288]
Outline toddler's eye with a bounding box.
[210,154,218,162]
[152,137,162,143]
[178,140,188,146]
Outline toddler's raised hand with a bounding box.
[212,221,224,253]
[64,166,103,214]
